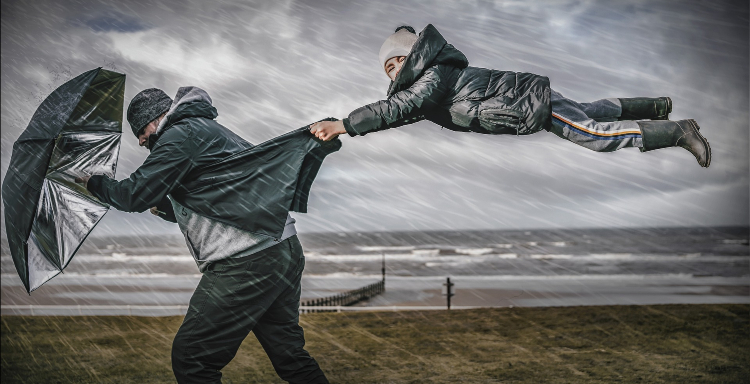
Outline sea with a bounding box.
[2,226,748,315]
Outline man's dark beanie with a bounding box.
[127,88,173,137]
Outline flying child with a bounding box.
[310,25,710,167]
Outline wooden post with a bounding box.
[442,277,454,310]
[382,252,386,285]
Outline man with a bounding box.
[310,25,710,167]
[78,86,334,383]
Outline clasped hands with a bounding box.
[309,120,346,141]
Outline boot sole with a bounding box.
[686,119,710,167]
[666,97,672,115]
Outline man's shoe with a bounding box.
[638,119,710,167]
[619,97,672,120]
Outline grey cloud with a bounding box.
[1,0,747,238]
[80,11,151,32]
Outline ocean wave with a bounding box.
[722,239,749,244]
[530,254,749,262]
[1,272,202,280]
[3,253,745,265]
[303,272,386,279]
[302,273,703,280]
[4,272,746,281]
[411,249,440,256]
[0,254,196,263]
[356,246,416,252]
[455,248,494,255]
[304,253,519,262]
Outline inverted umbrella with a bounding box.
[2,67,125,293]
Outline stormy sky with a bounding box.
[1,0,748,237]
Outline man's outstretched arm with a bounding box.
[80,125,194,214]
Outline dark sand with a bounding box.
[2,304,748,383]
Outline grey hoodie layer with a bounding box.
[164,87,297,271]
[171,198,296,272]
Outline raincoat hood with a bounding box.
[157,86,216,134]
[147,87,217,150]
[387,24,469,98]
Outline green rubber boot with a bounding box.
[619,97,672,120]
[638,119,711,167]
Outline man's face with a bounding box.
[385,56,406,81]
[137,120,159,147]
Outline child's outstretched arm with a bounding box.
[311,65,450,140]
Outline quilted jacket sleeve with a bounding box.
[343,65,450,136]
[87,124,195,213]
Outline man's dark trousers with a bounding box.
[172,236,329,383]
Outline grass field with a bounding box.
[2,304,748,383]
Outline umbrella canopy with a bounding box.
[2,67,125,293]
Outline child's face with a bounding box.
[385,56,406,81]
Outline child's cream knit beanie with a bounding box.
[378,26,418,71]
